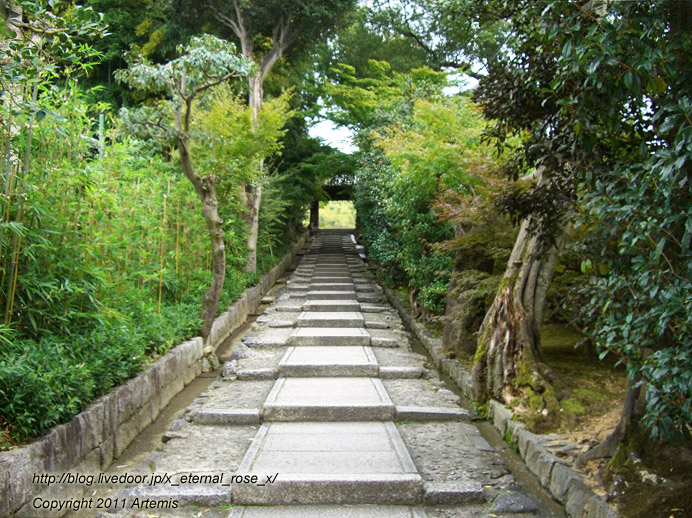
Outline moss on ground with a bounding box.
[513,323,627,435]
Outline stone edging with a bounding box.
[382,284,617,518]
[0,233,309,517]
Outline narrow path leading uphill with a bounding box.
[85,230,554,518]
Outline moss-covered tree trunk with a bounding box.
[472,215,560,404]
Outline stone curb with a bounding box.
[1,233,310,518]
[381,284,617,518]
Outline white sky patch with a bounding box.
[309,119,358,154]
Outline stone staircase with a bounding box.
[94,230,542,518]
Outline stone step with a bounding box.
[263,377,394,421]
[309,282,356,291]
[311,269,355,274]
[230,505,426,518]
[287,327,370,346]
[233,422,423,505]
[302,299,362,312]
[298,290,357,300]
[423,481,485,504]
[296,311,365,328]
[361,305,387,313]
[278,346,378,377]
[357,293,384,303]
[119,483,231,508]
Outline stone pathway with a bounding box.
[93,230,547,518]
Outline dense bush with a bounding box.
[0,80,301,444]
[349,84,494,318]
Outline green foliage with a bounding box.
[197,0,357,60]
[116,34,251,104]
[367,0,509,75]
[319,201,356,229]
[324,6,430,76]
[193,86,293,191]
[325,61,447,130]
[348,71,495,317]
[81,0,191,105]
[472,0,692,443]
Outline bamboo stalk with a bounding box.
[157,182,170,314]
[175,198,180,302]
[4,84,38,324]
[5,231,22,325]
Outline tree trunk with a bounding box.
[177,126,225,344]
[245,71,263,273]
[244,181,262,273]
[198,174,226,343]
[472,215,561,404]
[211,2,294,273]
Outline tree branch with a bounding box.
[257,16,296,79]
[206,0,240,35]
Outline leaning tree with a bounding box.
[116,34,250,344]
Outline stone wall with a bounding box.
[383,285,617,518]
[0,233,309,517]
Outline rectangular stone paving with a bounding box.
[230,505,426,517]
[287,327,371,346]
[303,299,361,312]
[309,282,356,291]
[300,290,357,300]
[296,311,365,327]
[233,422,422,504]
[278,346,378,377]
[263,377,394,420]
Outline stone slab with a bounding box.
[301,290,357,300]
[237,368,278,380]
[286,327,371,346]
[296,311,365,328]
[379,366,424,379]
[423,481,485,504]
[361,305,386,313]
[278,346,378,377]
[358,294,383,303]
[371,337,400,348]
[276,304,303,312]
[309,283,356,291]
[230,505,426,518]
[302,300,361,312]
[234,422,422,504]
[263,377,394,421]
[192,408,261,425]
